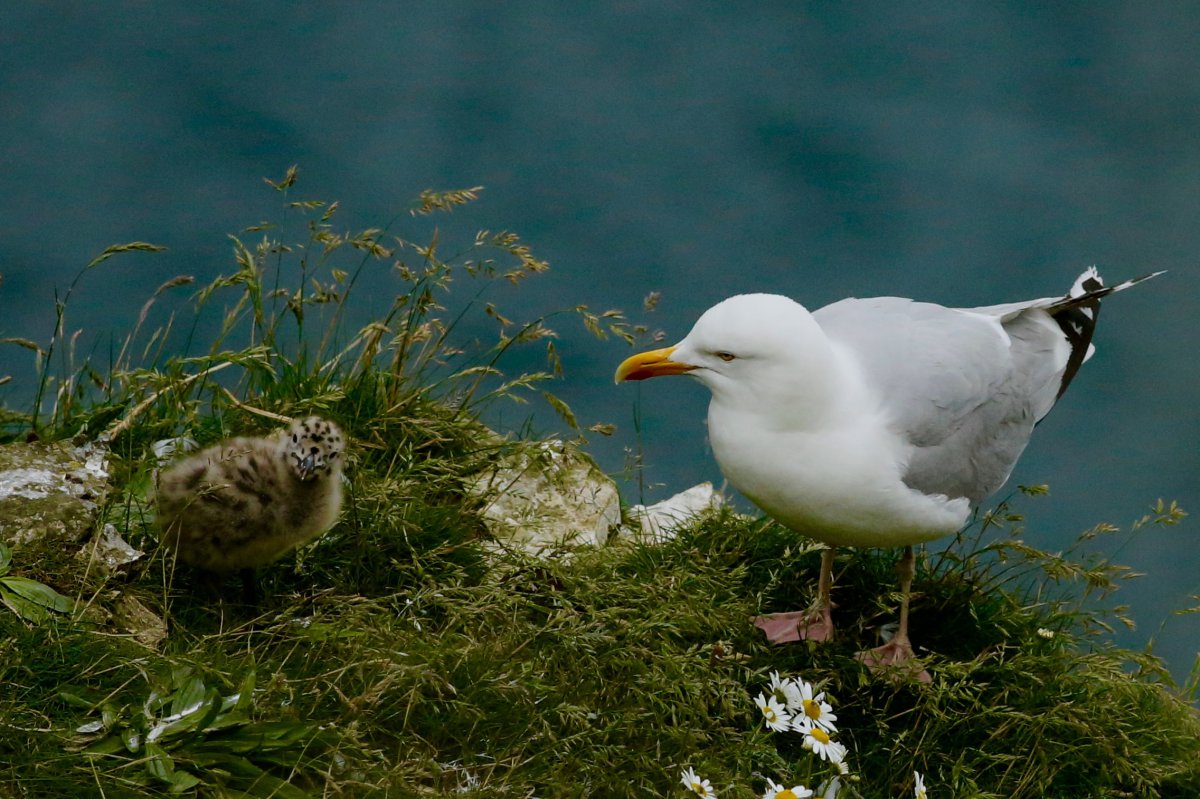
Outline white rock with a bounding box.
[110,593,168,649]
[471,439,621,554]
[625,482,724,542]
[0,467,61,500]
[77,523,144,579]
[0,439,111,548]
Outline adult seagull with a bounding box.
[615,268,1159,679]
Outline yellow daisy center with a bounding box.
[779,790,800,799]
[809,727,831,745]
[803,698,822,719]
[764,707,778,722]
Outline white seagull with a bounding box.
[616,268,1159,679]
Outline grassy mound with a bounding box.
[0,173,1195,797]
[1,509,1197,797]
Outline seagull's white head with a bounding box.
[615,294,844,422]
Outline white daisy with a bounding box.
[754,692,793,733]
[799,722,847,765]
[768,671,803,709]
[914,770,927,799]
[794,678,837,733]
[763,777,814,799]
[680,766,717,798]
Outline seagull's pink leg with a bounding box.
[857,545,932,683]
[753,548,836,644]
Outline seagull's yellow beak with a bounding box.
[614,346,697,382]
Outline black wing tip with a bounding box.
[1066,267,1165,304]
[1052,267,1163,401]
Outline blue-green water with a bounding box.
[1,2,1197,680]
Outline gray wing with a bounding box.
[812,296,1069,505]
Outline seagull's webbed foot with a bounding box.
[752,605,834,644]
[856,635,932,683]
[752,548,838,645]
[856,545,932,682]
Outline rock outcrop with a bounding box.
[470,439,622,553]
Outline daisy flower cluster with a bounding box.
[678,764,931,798]
[678,675,932,798]
[755,672,849,773]
[680,767,815,799]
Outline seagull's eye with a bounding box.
[715,351,736,362]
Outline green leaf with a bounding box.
[59,687,99,710]
[169,770,203,793]
[196,720,314,754]
[1,575,74,613]
[170,674,207,718]
[149,687,222,743]
[144,741,177,784]
[184,752,312,798]
[241,773,314,799]
[121,725,143,754]
[142,739,204,791]
[0,584,50,623]
[188,752,266,779]
[0,542,11,574]
[192,689,232,734]
[168,767,202,791]
[234,668,257,714]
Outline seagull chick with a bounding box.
[156,416,346,587]
[616,268,1160,680]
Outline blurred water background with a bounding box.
[1,2,1197,681]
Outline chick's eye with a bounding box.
[716,351,736,362]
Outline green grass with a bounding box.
[0,172,1196,798]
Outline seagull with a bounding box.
[615,268,1159,679]
[156,416,346,601]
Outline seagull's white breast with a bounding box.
[707,401,970,547]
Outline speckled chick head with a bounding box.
[281,416,345,481]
